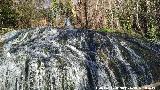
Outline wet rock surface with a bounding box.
[0,27,160,90]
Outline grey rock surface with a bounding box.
[0,27,160,90]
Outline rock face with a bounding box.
[0,27,160,90]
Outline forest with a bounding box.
[0,0,160,40]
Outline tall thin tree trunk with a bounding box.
[84,0,88,29]
[155,0,160,33]
[108,0,114,29]
[139,0,148,37]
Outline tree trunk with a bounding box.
[139,0,148,37]
[84,0,88,29]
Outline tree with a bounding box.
[155,0,160,36]
[12,0,50,28]
[0,0,18,28]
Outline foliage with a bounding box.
[0,0,160,40]
[51,0,73,27]
[0,28,14,35]
[0,0,19,28]
[99,28,115,33]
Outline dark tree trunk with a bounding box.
[84,0,88,29]
[155,0,160,34]
[139,0,148,37]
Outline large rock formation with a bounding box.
[0,27,160,90]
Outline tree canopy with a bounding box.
[0,0,160,39]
